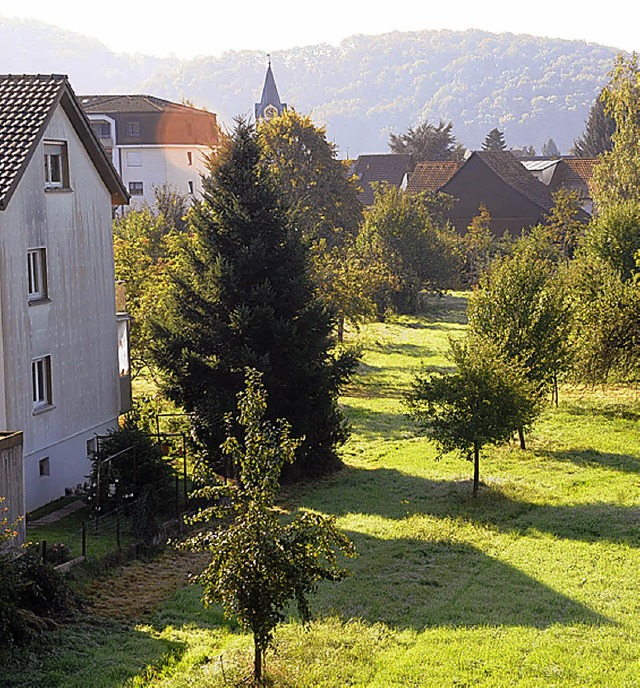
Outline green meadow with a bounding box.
[3,293,639,687]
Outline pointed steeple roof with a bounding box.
[255,56,287,120]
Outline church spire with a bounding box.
[255,57,287,121]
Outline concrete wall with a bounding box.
[0,105,121,510]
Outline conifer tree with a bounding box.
[481,128,507,151]
[151,120,356,476]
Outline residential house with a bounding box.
[407,151,557,235]
[350,154,412,205]
[80,94,220,207]
[0,74,130,514]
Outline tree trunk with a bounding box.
[518,427,526,450]
[254,636,262,683]
[553,372,559,407]
[473,441,480,498]
[337,316,345,343]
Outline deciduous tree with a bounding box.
[389,120,464,164]
[185,369,355,682]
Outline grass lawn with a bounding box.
[2,292,639,686]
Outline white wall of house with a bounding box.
[0,106,121,510]
[120,145,208,207]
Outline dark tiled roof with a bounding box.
[406,161,461,194]
[79,94,210,115]
[351,154,412,204]
[0,74,66,209]
[0,74,128,209]
[474,150,555,212]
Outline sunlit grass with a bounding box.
[3,292,639,686]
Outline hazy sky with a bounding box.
[1,0,637,59]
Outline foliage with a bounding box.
[460,204,500,285]
[388,120,464,164]
[310,234,397,340]
[113,187,191,375]
[544,188,589,262]
[150,119,357,477]
[86,407,175,517]
[406,338,538,496]
[481,128,507,151]
[467,228,572,417]
[361,185,461,312]
[571,95,616,157]
[591,53,640,209]
[184,369,355,682]
[541,138,560,156]
[257,109,363,247]
[1,505,77,647]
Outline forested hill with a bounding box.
[0,17,621,155]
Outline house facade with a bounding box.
[80,95,220,208]
[0,74,130,512]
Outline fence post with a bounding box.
[82,521,87,558]
[116,511,121,551]
[41,539,47,565]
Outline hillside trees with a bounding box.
[150,120,357,477]
[185,369,355,682]
[389,120,464,164]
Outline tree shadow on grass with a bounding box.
[0,616,186,688]
[538,447,640,475]
[561,401,640,423]
[318,530,608,631]
[306,466,640,547]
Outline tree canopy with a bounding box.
[389,120,464,164]
[150,119,357,476]
[481,128,507,151]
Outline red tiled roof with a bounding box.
[552,158,597,186]
[406,161,461,194]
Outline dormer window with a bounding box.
[44,141,69,189]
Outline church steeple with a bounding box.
[255,56,287,121]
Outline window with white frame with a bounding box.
[27,248,48,302]
[44,141,69,189]
[32,355,52,411]
[129,181,144,196]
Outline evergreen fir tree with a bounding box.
[150,120,357,477]
[571,96,615,158]
[481,128,507,151]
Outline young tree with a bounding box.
[389,120,464,164]
[544,188,588,263]
[467,229,572,439]
[185,369,355,683]
[406,339,538,497]
[257,109,362,247]
[591,53,640,209]
[361,185,460,312]
[460,204,497,286]
[150,120,356,476]
[481,128,507,151]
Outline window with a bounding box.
[32,355,52,411]
[127,121,141,137]
[27,248,48,302]
[39,457,50,478]
[126,151,142,167]
[44,141,69,189]
[187,151,193,166]
[188,180,194,194]
[91,122,111,138]
[86,437,98,459]
[129,181,144,196]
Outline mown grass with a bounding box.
[2,292,639,686]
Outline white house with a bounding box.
[79,95,220,208]
[0,74,130,513]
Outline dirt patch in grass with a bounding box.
[87,548,209,623]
